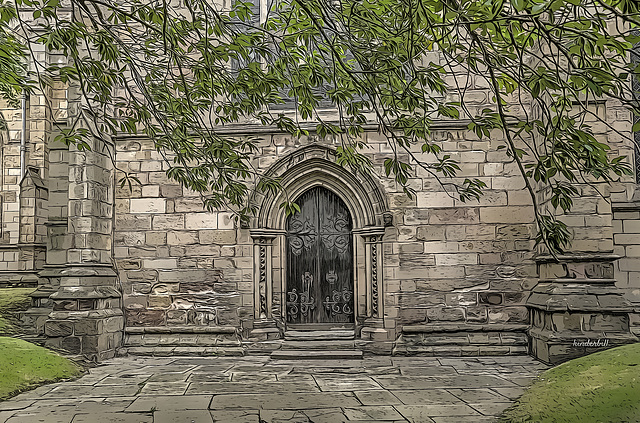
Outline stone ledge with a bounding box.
[124,333,240,347]
[612,201,640,212]
[392,344,528,356]
[527,296,635,312]
[401,324,529,333]
[48,309,123,320]
[122,346,245,356]
[535,253,621,263]
[50,287,121,299]
[125,325,237,334]
[537,278,616,284]
[528,327,639,343]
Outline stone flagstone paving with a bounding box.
[0,355,549,422]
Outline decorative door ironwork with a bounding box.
[286,187,354,324]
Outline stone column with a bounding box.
[17,167,48,286]
[528,255,637,364]
[527,185,638,364]
[21,144,68,335]
[357,227,393,353]
[41,135,123,360]
[247,229,282,341]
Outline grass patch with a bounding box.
[501,343,640,422]
[0,288,34,335]
[0,337,82,399]
[0,288,82,400]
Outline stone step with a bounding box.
[124,333,240,348]
[284,330,355,341]
[122,346,246,356]
[280,340,356,350]
[270,350,363,360]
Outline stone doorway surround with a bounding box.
[245,145,393,353]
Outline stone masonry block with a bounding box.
[130,198,166,213]
[416,192,454,208]
[152,215,185,230]
[45,321,74,337]
[479,206,534,224]
[186,213,218,230]
[199,230,237,245]
[167,231,198,245]
[435,253,478,266]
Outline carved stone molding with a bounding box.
[249,230,281,320]
[355,227,385,319]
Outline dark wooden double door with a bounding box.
[286,187,354,324]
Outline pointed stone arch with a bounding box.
[251,144,388,231]
[247,145,393,345]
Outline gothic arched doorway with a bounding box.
[285,186,354,325]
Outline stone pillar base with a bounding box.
[245,318,282,341]
[528,254,638,364]
[358,318,394,354]
[529,325,637,364]
[39,265,124,361]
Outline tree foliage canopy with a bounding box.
[2,0,640,254]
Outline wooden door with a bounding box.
[286,187,354,324]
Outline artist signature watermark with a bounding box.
[572,338,609,347]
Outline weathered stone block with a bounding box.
[131,283,152,294]
[198,230,237,245]
[148,295,171,308]
[426,307,465,322]
[479,292,503,305]
[126,270,158,281]
[445,293,477,306]
[61,336,82,354]
[160,185,183,198]
[126,310,165,326]
[167,231,198,245]
[480,206,534,224]
[116,215,151,231]
[435,253,478,266]
[45,321,74,337]
[466,307,488,323]
[143,258,178,269]
[52,299,77,311]
[74,319,102,335]
[186,213,218,230]
[488,306,528,324]
[151,283,180,294]
[416,226,445,241]
[146,231,167,246]
[429,208,479,224]
[416,192,454,208]
[166,310,187,325]
[174,197,207,213]
[152,215,185,230]
[398,292,446,307]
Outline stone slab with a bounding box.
[0,355,546,422]
[270,350,363,360]
[125,395,213,412]
[210,392,361,410]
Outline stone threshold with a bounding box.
[125,326,237,334]
[270,350,363,360]
[402,324,529,333]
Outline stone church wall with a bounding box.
[115,137,251,330]
[113,126,542,354]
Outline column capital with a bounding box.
[354,226,385,240]
[249,228,285,243]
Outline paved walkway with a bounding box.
[0,355,548,423]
